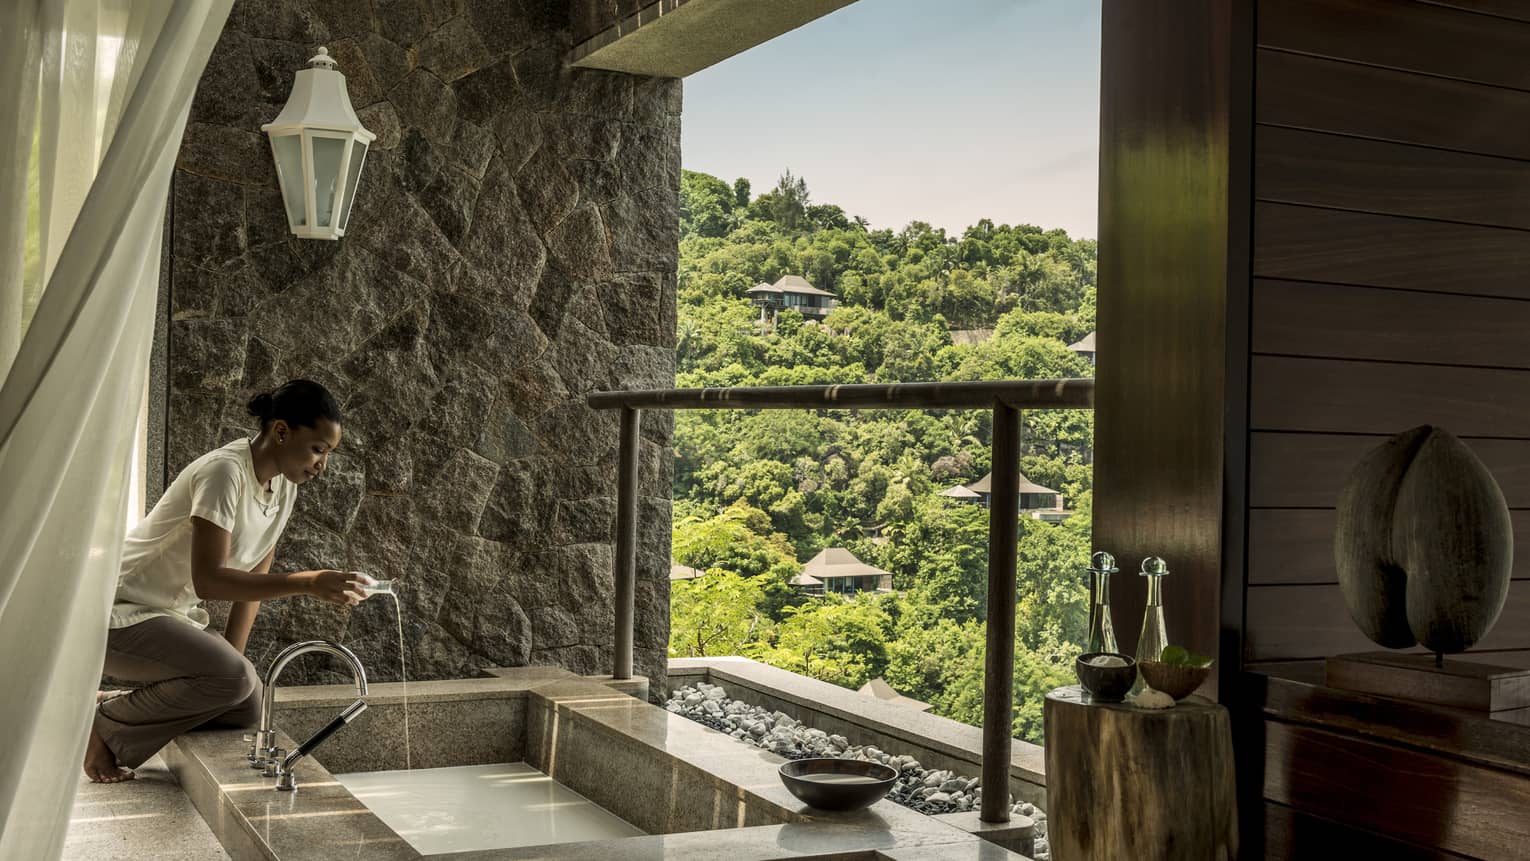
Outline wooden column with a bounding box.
[1044,687,1238,859]
[1094,0,1253,693]
[981,403,1021,823]
[613,406,640,679]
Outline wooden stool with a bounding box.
[1043,685,1237,860]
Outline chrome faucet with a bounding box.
[245,639,368,791]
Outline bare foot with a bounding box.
[83,726,133,783]
[96,689,129,705]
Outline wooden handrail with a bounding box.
[587,378,1095,411]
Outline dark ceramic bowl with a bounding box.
[1075,652,1138,703]
[778,758,898,812]
[1138,660,1212,700]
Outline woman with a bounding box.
[84,379,363,783]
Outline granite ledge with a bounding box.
[525,678,992,848]
[276,667,583,707]
[670,657,1047,786]
[434,822,1026,860]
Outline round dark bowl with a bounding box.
[778,758,898,812]
[1076,652,1138,703]
[1138,660,1212,700]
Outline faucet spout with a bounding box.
[248,639,368,769]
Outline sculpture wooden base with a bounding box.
[1326,651,1530,712]
[1043,686,1237,861]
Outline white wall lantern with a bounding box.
[262,47,375,240]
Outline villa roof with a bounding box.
[950,328,994,346]
[801,547,889,580]
[964,470,1058,495]
[669,564,703,581]
[939,484,982,499]
[858,677,932,712]
[746,282,779,295]
[1067,331,1097,353]
[772,274,836,297]
[788,572,823,587]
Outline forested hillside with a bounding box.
[670,170,1096,742]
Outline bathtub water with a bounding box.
[336,762,645,854]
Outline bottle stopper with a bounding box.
[1087,551,1119,575]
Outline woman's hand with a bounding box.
[298,570,365,606]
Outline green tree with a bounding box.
[752,596,893,688]
[680,170,737,238]
[751,169,811,231]
[669,572,770,657]
[671,502,798,579]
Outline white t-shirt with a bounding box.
[111,438,296,629]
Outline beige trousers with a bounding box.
[94,616,262,768]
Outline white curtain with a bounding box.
[0,1,231,857]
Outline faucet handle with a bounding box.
[262,748,287,778]
[245,734,265,766]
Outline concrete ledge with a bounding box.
[934,811,1036,857]
[570,0,858,78]
[670,657,1048,808]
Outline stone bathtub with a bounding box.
[162,666,1035,860]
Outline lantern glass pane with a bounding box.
[338,140,368,232]
[271,134,306,227]
[311,135,347,228]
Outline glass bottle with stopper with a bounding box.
[1135,556,1171,682]
[1084,551,1120,654]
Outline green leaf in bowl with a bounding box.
[1159,645,1189,665]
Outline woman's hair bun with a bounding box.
[248,380,342,430]
[247,391,275,421]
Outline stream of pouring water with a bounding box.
[350,565,412,770]
[384,590,412,770]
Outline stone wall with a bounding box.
[163,0,678,692]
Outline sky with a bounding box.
[679,0,1102,239]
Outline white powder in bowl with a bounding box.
[1086,655,1129,668]
[1132,689,1175,710]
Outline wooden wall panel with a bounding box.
[1263,721,1530,858]
[1248,510,1530,585]
[1258,49,1530,161]
[1253,279,1530,367]
[1421,0,1530,23]
[1251,355,1530,436]
[1250,433,1530,508]
[1253,202,1530,299]
[1228,2,1530,854]
[1246,509,1338,585]
[1259,0,1530,89]
[1254,128,1530,229]
[1247,581,1530,660]
[1261,801,1469,861]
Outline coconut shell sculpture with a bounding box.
[1334,425,1513,655]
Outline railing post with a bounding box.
[981,403,1021,823]
[613,406,641,679]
